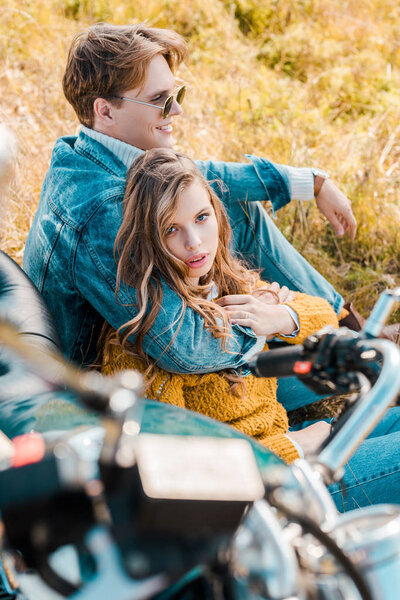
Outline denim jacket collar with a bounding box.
[73,130,130,177]
[80,126,143,170]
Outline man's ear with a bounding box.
[93,98,115,127]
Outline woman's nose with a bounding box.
[185,229,201,250]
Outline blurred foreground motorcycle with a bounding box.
[0,286,400,600]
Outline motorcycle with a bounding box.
[0,287,399,600]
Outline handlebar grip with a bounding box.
[247,345,307,378]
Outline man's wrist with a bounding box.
[311,167,329,198]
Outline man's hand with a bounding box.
[316,179,357,240]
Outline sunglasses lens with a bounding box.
[177,86,186,105]
[163,96,174,119]
[162,87,186,118]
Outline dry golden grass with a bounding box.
[0,0,399,318]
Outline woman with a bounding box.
[102,148,400,511]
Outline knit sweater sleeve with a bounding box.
[252,396,300,463]
[259,433,300,463]
[278,292,338,344]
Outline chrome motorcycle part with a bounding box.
[264,460,338,530]
[316,505,400,600]
[314,339,400,482]
[363,288,400,339]
[232,499,300,599]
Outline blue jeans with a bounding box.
[295,407,400,512]
[277,376,327,411]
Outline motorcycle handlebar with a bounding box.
[247,344,309,378]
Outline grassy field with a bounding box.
[0,0,399,319]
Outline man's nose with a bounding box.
[169,98,183,117]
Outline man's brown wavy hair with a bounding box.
[62,22,188,128]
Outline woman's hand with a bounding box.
[288,421,332,457]
[215,293,296,337]
[252,281,295,305]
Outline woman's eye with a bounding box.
[197,213,209,223]
[166,226,176,235]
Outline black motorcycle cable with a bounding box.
[36,560,80,598]
[268,493,373,600]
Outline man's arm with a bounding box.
[195,155,357,239]
[75,203,257,374]
[194,156,291,211]
[73,156,351,374]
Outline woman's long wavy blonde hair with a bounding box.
[102,148,260,389]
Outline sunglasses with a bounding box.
[113,85,186,119]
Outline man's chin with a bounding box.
[155,133,175,149]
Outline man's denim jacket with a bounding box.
[23,132,290,371]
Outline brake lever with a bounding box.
[310,339,400,483]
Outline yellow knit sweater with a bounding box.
[102,292,338,464]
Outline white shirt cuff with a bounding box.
[285,166,314,201]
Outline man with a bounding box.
[23,23,395,391]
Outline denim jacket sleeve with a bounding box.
[74,197,258,374]
[72,156,291,373]
[194,155,291,212]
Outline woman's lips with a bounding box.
[185,254,208,268]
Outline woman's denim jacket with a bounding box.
[23,132,290,371]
